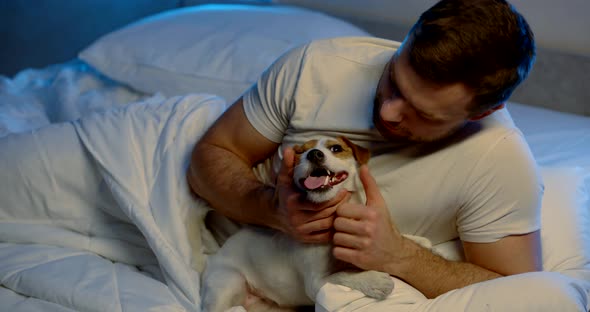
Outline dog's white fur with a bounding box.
[201,137,426,312]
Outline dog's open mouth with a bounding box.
[299,167,348,191]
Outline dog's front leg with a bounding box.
[294,244,335,301]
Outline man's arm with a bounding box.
[187,98,280,228]
[187,98,348,242]
[333,165,542,298]
[389,231,541,298]
[463,232,543,276]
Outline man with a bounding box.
[187,0,542,300]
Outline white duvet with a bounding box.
[1,62,589,311]
[0,62,228,311]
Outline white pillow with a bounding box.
[540,166,590,281]
[79,4,371,103]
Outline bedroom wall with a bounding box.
[0,0,179,77]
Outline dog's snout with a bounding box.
[307,149,325,164]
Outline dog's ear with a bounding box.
[292,144,304,154]
[339,136,370,165]
[292,144,305,165]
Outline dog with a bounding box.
[201,137,398,312]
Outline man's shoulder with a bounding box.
[303,36,401,65]
[307,36,401,48]
[459,108,521,144]
[464,111,539,172]
[433,108,527,161]
[477,108,523,144]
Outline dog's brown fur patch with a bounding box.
[292,137,370,166]
[338,136,370,165]
[292,139,318,165]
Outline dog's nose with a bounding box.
[307,149,324,164]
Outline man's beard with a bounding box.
[372,97,464,143]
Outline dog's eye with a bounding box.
[330,145,343,153]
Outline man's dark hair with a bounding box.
[406,0,536,114]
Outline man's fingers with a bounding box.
[297,216,334,235]
[359,165,384,206]
[333,215,364,234]
[299,230,332,244]
[282,146,295,170]
[277,147,295,185]
[336,202,366,219]
[291,209,337,243]
[306,205,338,221]
[292,210,334,244]
[287,206,336,230]
[333,231,366,249]
[323,189,351,207]
[332,246,359,265]
[296,205,337,227]
[297,189,350,212]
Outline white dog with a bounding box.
[201,137,412,311]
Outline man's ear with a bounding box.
[469,103,505,121]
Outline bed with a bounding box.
[0,3,588,312]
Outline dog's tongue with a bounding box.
[303,175,328,190]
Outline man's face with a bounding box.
[373,47,475,143]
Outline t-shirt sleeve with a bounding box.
[457,130,543,243]
[242,43,309,143]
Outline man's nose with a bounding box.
[380,98,405,122]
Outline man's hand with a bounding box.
[332,165,406,272]
[275,147,350,243]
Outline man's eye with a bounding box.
[330,145,343,153]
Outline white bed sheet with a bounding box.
[508,102,590,169]
[0,60,149,138]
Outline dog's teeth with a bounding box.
[325,170,333,185]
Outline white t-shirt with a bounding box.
[243,37,542,244]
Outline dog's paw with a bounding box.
[357,270,395,300]
[326,270,394,300]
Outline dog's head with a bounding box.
[292,136,370,203]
